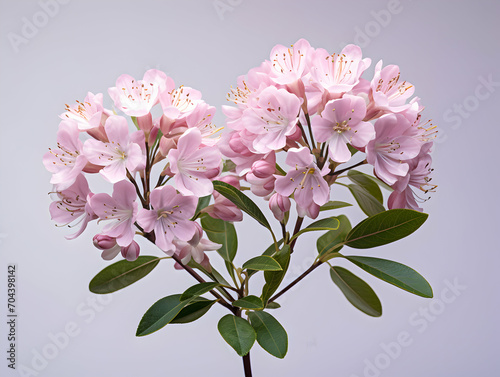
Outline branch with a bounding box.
[268,261,322,303]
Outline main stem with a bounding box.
[242,353,252,377]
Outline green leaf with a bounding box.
[345,209,429,249]
[347,184,385,217]
[232,295,264,310]
[89,256,160,294]
[192,195,211,220]
[261,245,291,304]
[218,315,256,356]
[223,159,237,172]
[317,215,352,260]
[275,163,286,176]
[243,256,282,271]
[319,201,353,212]
[136,294,192,336]
[180,282,220,301]
[213,180,271,231]
[265,302,281,309]
[248,311,288,359]
[330,266,382,317]
[170,298,216,324]
[347,170,383,203]
[289,217,340,243]
[201,216,237,263]
[248,239,284,278]
[347,144,359,156]
[344,256,433,298]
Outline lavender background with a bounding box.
[1,0,499,376]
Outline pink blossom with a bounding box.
[108,69,171,117]
[121,241,141,261]
[136,185,197,252]
[159,85,203,131]
[49,174,96,239]
[309,44,371,99]
[61,92,109,131]
[269,193,291,222]
[168,128,221,197]
[218,131,265,175]
[83,115,145,183]
[173,223,221,265]
[312,95,375,163]
[245,152,276,197]
[93,234,121,260]
[204,175,243,222]
[90,180,138,247]
[242,86,301,153]
[366,114,422,186]
[274,147,330,212]
[43,120,88,190]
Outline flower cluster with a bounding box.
[221,39,437,219]
[44,70,223,263]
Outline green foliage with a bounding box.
[89,256,160,294]
[289,217,340,243]
[218,315,256,356]
[232,296,264,310]
[261,245,291,304]
[180,282,220,301]
[316,215,352,260]
[170,298,216,324]
[248,311,288,358]
[319,201,353,211]
[243,256,283,271]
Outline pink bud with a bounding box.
[93,234,117,250]
[159,136,177,157]
[121,241,140,261]
[269,193,291,222]
[219,175,241,189]
[251,160,275,178]
[229,134,250,155]
[137,113,153,133]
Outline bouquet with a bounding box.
[44,38,437,376]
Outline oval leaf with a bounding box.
[289,217,340,243]
[248,239,284,278]
[180,282,220,301]
[248,311,288,359]
[347,184,385,217]
[345,209,428,249]
[320,200,353,211]
[170,298,216,324]
[344,256,433,298]
[347,170,383,203]
[330,266,382,317]
[317,215,352,260]
[213,180,271,231]
[265,302,281,310]
[233,295,264,310]
[243,256,282,271]
[261,245,291,304]
[218,315,256,356]
[201,216,237,263]
[136,294,192,336]
[89,256,160,294]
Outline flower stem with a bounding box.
[329,159,367,176]
[268,261,322,303]
[242,352,252,377]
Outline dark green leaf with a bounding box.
[232,295,264,310]
[201,216,237,263]
[180,282,220,301]
[218,315,256,356]
[265,302,281,309]
[248,311,288,358]
[261,245,290,304]
[192,195,211,220]
[213,180,271,231]
[330,266,382,317]
[317,215,352,260]
[345,209,428,249]
[319,201,353,212]
[347,144,359,156]
[248,239,284,278]
[347,184,385,217]
[136,294,192,336]
[347,170,383,203]
[344,256,433,298]
[290,217,340,243]
[170,298,216,324]
[89,256,160,294]
[243,256,282,271]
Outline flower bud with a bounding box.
[269,193,291,222]
[121,241,140,261]
[93,234,117,250]
[219,174,241,189]
[251,160,275,179]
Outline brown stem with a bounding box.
[328,159,367,177]
[269,261,322,303]
[289,216,304,253]
[242,352,252,377]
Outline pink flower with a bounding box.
[185,103,222,146]
[83,115,145,183]
[43,120,88,190]
[61,92,108,131]
[245,152,276,197]
[90,180,139,247]
[366,114,422,186]
[218,131,265,175]
[49,174,97,239]
[136,185,197,252]
[274,147,330,211]
[108,69,171,117]
[269,193,291,222]
[204,176,243,222]
[242,86,301,153]
[168,128,221,197]
[312,95,375,163]
[368,61,415,115]
[173,223,221,265]
[93,235,140,261]
[159,85,203,131]
[309,44,371,99]
[121,241,141,261]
